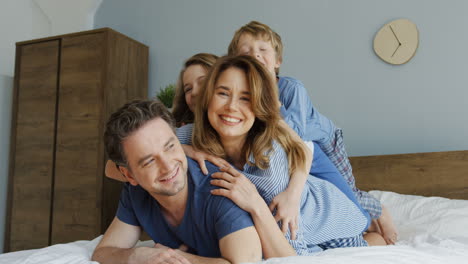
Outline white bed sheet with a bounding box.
[1,191,467,264]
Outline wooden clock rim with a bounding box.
[373,18,419,65]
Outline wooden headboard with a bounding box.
[349,150,468,200]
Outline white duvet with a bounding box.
[1,191,467,264]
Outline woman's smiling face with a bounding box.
[207,67,255,144]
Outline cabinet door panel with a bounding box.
[8,40,59,251]
[100,32,148,232]
[52,33,105,244]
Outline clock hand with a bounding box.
[389,25,402,58]
[391,43,401,58]
[389,25,402,45]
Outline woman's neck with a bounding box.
[221,137,246,170]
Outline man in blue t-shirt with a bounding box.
[92,100,262,264]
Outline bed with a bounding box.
[1,150,467,264]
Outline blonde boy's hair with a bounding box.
[228,21,283,75]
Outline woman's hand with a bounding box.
[210,165,265,214]
[269,189,301,240]
[211,167,298,258]
[182,144,230,175]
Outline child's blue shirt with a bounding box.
[278,76,336,144]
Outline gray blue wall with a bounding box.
[0,75,13,253]
[95,0,468,156]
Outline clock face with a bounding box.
[373,19,419,65]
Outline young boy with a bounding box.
[227,21,397,245]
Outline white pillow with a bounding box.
[369,190,468,241]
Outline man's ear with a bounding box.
[119,166,139,186]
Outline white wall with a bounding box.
[34,0,103,36]
[95,0,468,156]
[0,0,102,252]
[0,0,104,77]
[0,0,51,76]
[0,0,49,253]
[0,75,13,253]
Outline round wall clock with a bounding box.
[373,19,419,65]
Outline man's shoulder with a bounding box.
[186,159,250,222]
[187,158,220,190]
[186,158,242,207]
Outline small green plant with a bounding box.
[156,83,176,108]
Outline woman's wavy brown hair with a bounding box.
[193,55,306,173]
[172,53,218,127]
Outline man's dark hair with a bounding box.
[104,99,176,167]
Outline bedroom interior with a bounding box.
[0,0,467,263]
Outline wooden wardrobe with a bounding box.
[5,28,148,252]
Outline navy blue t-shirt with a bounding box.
[116,158,254,257]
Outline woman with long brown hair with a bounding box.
[176,55,373,257]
